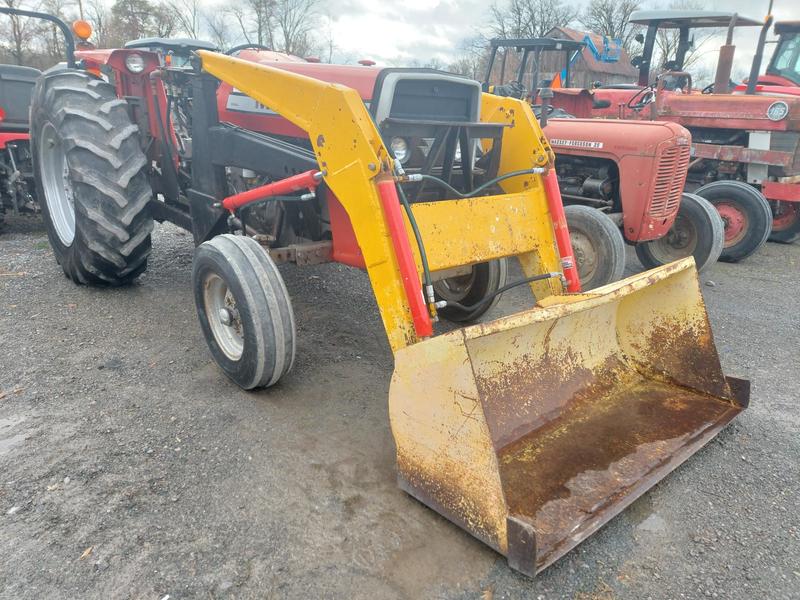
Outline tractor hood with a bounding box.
[656,93,800,131]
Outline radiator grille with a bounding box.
[649,144,691,218]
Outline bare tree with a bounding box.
[86,0,113,46]
[273,0,318,56]
[204,10,233,50]
[580,0,642,53]
[489,0,579,39]
[228,0,275,47]
[0,0,44,65]
[168,0,202,38]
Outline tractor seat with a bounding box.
[0,65,40,132]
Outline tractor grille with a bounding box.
[649,144,691,218]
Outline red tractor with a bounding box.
[560,10,800,252]
[0,64,38,229]
[0,7,754,579]
[483,38,723,282]
[736,20,800,96]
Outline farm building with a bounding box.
[541,26,638,88]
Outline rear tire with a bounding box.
[694,181,771,262]
[434,259,508,322]
[564,205,625,290]
[635,193,724,272]
[30,70,152,285]
[193,235,296,390]
[768,201,800,244]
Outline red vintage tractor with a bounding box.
[0,7,753,579]
[482,38,724,279]
[559,10,800,251]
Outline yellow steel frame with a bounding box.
[197,51,564,352]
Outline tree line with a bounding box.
[1,0,718,82]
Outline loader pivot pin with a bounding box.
[221,169,323,212]
[542,170,581,292]
[376,179,433,338]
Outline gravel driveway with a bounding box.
[1,215,797,599]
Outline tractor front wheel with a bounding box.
[434,259,508,323]
[31,70,152,285]
[564,205,626,291]
[768,201,800,244]
[694,181,771,262]
[193,235,296,390]
[635,193,724,272]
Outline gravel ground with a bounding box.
[0,215,798,600]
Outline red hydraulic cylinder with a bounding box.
[221,169,322,212]
[376,179,433,339]
[542,169,581,293]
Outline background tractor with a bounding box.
[2,8,750,579]
[563,10,800,252]
[483,38,724,280]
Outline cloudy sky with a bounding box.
[322,0,800,69]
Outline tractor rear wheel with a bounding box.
[768,201,800,244]
[564,205,625,290]
[193,235,296,390]
[30,70,152,285]
[694,181,771,262]
[434,259,508,322]
[635,193,724,272]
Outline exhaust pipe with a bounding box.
[745,1,775,95]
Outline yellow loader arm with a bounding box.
[196,51,749,578]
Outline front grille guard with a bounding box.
[379,118,507,202]
[650,144,691,218]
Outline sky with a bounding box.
[320,0,800,71]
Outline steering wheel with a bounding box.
[626,86,656,110]
[225,44,272,56]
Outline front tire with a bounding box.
[31,70,152,285]
[434,259,508,323]
[564,205,625,290]
[193,235,296,390]
[635,193,724,272]
[694,181,771,262]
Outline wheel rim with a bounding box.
[644,213,698,263]
[570,229,598,283]
[203,273,244,360]
[771,202,800,232]
[39,122,76,246]
[715,201,748,247]
[433,267,477,303]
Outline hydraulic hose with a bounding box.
[393,166,557,316]
[443,271,562,313]
[396,183,434,302]
[403,168,546,200]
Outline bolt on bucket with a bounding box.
[389,258,748,577]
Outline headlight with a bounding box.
[767,101,789,122]
[390,137,409,163]
[125,53,145,74]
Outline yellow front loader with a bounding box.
[194,51,749,577]
[27,27,748,576]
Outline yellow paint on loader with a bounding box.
[196,52,749,578]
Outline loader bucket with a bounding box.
[389,258,748,577]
